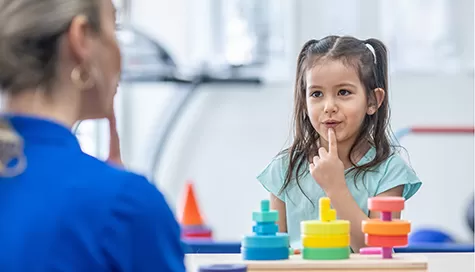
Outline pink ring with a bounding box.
[360,247,381,255]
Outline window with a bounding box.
[211,0,287,67]
[113,0,127,25]
[318,0,362,37]
[380,0,473,74]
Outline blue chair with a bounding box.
[394,228,474,253]
[395,243,474,253]
[409,228,455,244]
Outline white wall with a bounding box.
[115,0,475,244]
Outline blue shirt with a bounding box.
[0,115,186,272]
[257,147,422,249]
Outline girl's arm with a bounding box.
[327,185,404,252]
[270,194,287,233]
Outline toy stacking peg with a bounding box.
[241,200,289,260]
[361,197,411,259]
[300,197,351,260]
[319,197,336,222]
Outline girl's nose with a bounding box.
[324,99,337,114]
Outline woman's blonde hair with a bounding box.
[0,0,102,92]
[0,0,103,176]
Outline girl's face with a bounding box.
[305,59,376,147]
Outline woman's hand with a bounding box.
[106,106,123,167]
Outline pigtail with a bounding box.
[293,39,318,139]
[295,40,318,97]
[364,38,388,91]
[363,38,392,169]
[0,119,26,177]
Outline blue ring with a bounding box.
[242,233,289,248]
[253,223,278,235]
[241,247,289,260]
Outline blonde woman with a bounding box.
[0,0,185,271]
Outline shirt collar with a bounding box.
[3,114,82,150]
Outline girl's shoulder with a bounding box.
[256,151,287,194]
[356,147,422,200]
[257,149,294,175]
[256,149,303,201]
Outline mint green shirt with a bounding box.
[256,147,422,249]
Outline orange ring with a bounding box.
[362,219,411,236]
[368,197,405,212]
[365,234,408,247]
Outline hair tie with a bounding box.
[365,43,377,64]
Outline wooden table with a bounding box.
[185,253,474,272]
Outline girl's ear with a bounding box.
[367,88,385,115]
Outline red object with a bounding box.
[368,197,405,212]
[365,234,408,247]
[411,127,474,134]
[182,231,213,238]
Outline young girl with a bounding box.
[257,35,422,252]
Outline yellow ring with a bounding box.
[302,234,350,248]
[301,220,350,235]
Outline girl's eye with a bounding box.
[311,91,323,97]
[338,89,351,96]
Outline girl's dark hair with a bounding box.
[278,35,394,200]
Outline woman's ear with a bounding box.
[367,88,385,115]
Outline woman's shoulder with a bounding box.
[77,154,176,232]
[79,153,161,201]
[58,152,169,223]
[75,156,184,271]
[78,153,146,183]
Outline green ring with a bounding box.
[302,247,350,260]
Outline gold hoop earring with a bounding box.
[71,66,94,91]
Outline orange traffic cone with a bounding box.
[179,181,204,226]
[179,180,213,240]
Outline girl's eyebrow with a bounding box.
[307,82,357,90]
